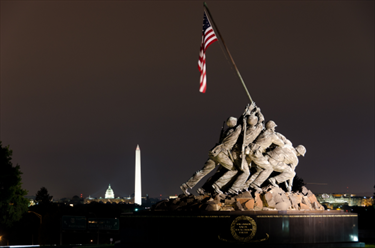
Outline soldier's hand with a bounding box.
[245,147,250,155]
[250,101,256,108]
[243,105,250,116]
[247,102,254,113]
[254,149,262,158]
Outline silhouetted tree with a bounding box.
[35,187,53,205]
[292,174,305,192]
[0,141,29,244]
[70,195,82,205]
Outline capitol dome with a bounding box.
[105,184,115,199]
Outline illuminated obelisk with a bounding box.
[134,144,142,205]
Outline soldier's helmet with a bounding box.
[265,120,277,130]
[247,115,258,125]
[226,117,237,127]
[295,145,306,157]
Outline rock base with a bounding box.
[152,186,325,211]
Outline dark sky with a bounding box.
[1,1,374,199]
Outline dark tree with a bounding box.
[35,187,53,205]
[0,141,29,230]
[292,174,305,192]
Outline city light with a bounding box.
[350,235,358,242]
[3,246,40,248]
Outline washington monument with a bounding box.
[135,144,142,205]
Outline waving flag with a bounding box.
[198,12,218,93]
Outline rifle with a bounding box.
[240,104,250,171]
[218,121,226,143]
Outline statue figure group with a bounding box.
[180,102,306,196]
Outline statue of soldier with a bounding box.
[267,143,306,192]
[245,120,285,191]
[180,116,242,196]
[210,107,265,194]
[246,131,306,192]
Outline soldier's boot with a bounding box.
[228,188,238,195]
[196,188,205,195]
[180,183,191,196]
[249,182,262,192]
[268,178,279,188]
[287,186,292,192]
[212,183,223,195]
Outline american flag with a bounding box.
[198,12,218,93]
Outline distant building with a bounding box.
[317,193,374,209]
[24,196,36,207]
[105,184,115,199]
[84,146,145,205]
[84,184,134,204]
[84,196,134,204]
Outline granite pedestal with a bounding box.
[119,210,364,247]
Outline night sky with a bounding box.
[1,1,374,199]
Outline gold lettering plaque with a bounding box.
[230,215,257,242]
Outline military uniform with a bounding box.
[213,112,264,192]
[267,145,298,185]
[245,129,285,187]
[184,125,242,189]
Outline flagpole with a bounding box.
[203,2,253,104]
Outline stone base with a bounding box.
[153,186,326,212]
[119,210,364,247]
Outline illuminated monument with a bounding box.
[84,146,142,205]
[120,6,361,246]
[105,184,115,199]
[134,144,142,205]
[123,105,361,246]
[84,184,133,204]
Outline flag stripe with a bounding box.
[198,12,217,93]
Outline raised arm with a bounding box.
[256,107,265,124]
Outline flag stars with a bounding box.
[202,13,212,31]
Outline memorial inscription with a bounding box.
[230,215,257,242]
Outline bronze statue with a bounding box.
[246,120,285,191]
[180,116,242,195]
[180,103,306,197]
[211,106,265,194]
